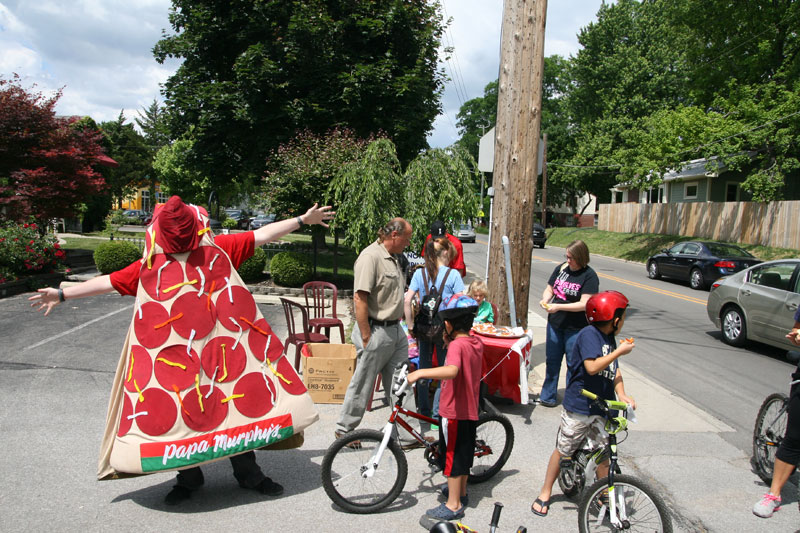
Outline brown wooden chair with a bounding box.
[303,281,345,343]
[280,297,329,371]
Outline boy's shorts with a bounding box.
[439,418,477,477]
[555,409,608,457]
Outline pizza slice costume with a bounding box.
[96,197,318,480]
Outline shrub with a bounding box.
[269,251,312,287]
[0,222,66,283]
[237,246,267,282]
[222,218,238,229]
[94,241,142,274]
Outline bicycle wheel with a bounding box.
[320,429,408,514]
[578,475,672,533]
[468,412,514,483]
[752,393,789,484]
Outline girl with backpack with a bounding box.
[404,237,465,423]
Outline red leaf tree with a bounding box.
[0,75,108,223]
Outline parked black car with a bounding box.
[122,209,147,224]
[533,223,547,248]
[224,208,249,229]
[646,241,762,290]
[249,213,276,230]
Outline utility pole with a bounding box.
[487,0,547,327]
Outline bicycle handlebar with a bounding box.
[393,363,410,397]
[580,389,630,412]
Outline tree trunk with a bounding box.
[487,0,547,328]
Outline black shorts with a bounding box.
[775,381,800,466]
[438,418,477,477]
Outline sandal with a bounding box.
[531,497,550,516]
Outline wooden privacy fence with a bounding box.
[598,201,800,250]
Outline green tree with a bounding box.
[262,128,371,218]
[154,0,447,194]
[327,138,405,252]
[403,145,479,248]
[100,112,151,209]
[455,80,497,161]
[152,136,210,206]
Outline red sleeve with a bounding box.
[109,260,143,296]
[421,234,432,256]
[447,234,466,276]
[213,232,255,269]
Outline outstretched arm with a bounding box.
[252,203,335,247]
[29,275,116,316]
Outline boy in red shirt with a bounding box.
[408,295,482,521]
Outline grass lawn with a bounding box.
[544,227,799,263]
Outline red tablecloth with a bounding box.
[473,331,532,404]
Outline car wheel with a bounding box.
[721,305,747,347]
[647,261,661,280]
[690,268,706,290]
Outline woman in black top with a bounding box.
[538,240,599,407]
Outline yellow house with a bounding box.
[120,184,169,212]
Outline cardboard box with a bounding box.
[301,343,357,404]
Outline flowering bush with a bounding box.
[0,222,66,284]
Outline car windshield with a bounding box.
[460,224,472,230]
[706,243,754,258]
[226,210,241,216]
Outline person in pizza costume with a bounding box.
[29,196,334,505]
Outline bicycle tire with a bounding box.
[468,412,514,483]
[752,393,789,484]
[320,429,408,514]
[578,474,672,533]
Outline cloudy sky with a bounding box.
[1,0,604,148]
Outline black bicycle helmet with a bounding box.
[438,294,479,321]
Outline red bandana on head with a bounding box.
[152,196,204,254]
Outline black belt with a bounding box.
[369,318,400,327]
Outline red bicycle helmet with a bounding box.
[585,290,629,323]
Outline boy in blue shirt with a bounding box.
[531,290,636,517]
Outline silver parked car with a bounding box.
[456,222,476,243]
[706,259,800,349]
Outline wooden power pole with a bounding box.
[487,0,547,328]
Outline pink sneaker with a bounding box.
[752,493,781,518]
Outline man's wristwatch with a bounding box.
[296,216,305,228]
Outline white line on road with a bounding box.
[23,305,133,352]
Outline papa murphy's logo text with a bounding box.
[139,414,293,472]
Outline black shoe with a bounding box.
[164,486,192,505]
[255,477,284,496]
[538,399,557,408]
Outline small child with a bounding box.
[408,295,483,521]
[531,290,636,517]
[467,280,494,324]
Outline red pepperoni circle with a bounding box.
[247,318,284,362]
[139,254,184,302]
[200,336,247,384]
[170,291,216,340]
[216,285,258,333]
[123,345,153,393]
[185,246,232,292]
[133,301,171,348]
[273,356,307,395]
[117,393,133,437]
[154,344,201,391]
[232,372,275,418]
[134,387,177,436]
[181,385,229,432]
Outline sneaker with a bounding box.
[753,493,781,518]
[430,424,440,431]
[426,502,465,520]
[334,430,361,450]
[401,436,436,451]
[538,399,557,408]
[440,483,469,506]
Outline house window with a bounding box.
[684,181,698,200]
[142,190,151,212]
[614,191,623,203]
[726,183,740,202]
[658,186,665,203]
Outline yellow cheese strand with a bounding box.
[197,227,210,236]
[218,343,228,382]
[146,229,156,269]
[126,350,134,382]
[221,394,244,404]
[162,279,198,294]
[194,373,204,413]
[134,379,144,403]
[267,360,291,385]
[156,357,186,370]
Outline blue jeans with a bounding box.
[417,337,447,419]
[540,324,580,404]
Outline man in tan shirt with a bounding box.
[335,218,421,445]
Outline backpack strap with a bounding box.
[421,268,431,295]
[434,268,453,306]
